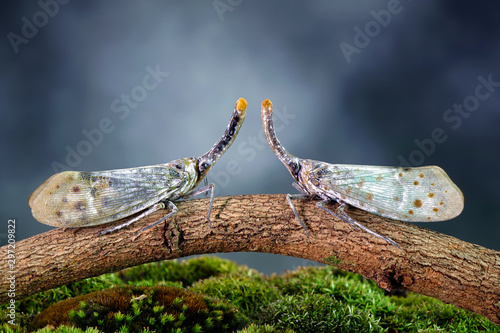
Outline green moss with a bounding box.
[1,256,498,332]
[1,256,240,329]
[30,328,99,333]
[323,255,342,266]
[190,269,280,317]
[260,293,379,332]
[264,266,499,332]
[237,323,295,332]
[118,256,241,287]
[380,292,498,332]
[0,323,24,333]
[29,285,248,332]
[267,265,353,295]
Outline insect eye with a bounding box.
[200,162,210,171]
[174,163,183,170]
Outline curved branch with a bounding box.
[1,194,499,324]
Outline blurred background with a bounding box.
[1,1,499,274]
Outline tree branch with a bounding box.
[1,194,499,324]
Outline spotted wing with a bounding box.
[311,164,464,222]
[28,165,191,227]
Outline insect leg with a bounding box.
[135,201,178,235]
[99,202,166,235]
[286,193,311,236]
[292,182,308,193]
[315,199,346,224]
[182,183,215,227]
[317,200,400,248]
[203,177,209,196]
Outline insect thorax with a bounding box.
[164,157,200,198]
[296,160,329,199]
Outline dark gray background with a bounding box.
[1,1,499,274]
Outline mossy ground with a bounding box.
[1,256,498,332]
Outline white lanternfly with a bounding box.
[261,99,464,247]
[29,98,247,235]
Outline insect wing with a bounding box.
[311,164,464,222]
[29,165,190,227]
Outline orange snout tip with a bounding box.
[261,99,273,112]
[236,98,247,112]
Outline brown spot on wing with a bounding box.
[414,199,422,208]
[414,181,419,185]
[74,201,86,211]
[366,193,374,201]
[72,186,80,192]
[428,193,434,198]
[433,208,439,212]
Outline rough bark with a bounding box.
[1,194,499,324]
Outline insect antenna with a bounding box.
[261,99,301,180]
[197,98,247,181]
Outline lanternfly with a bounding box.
[261,99,464,247]
[29,98,247,235]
